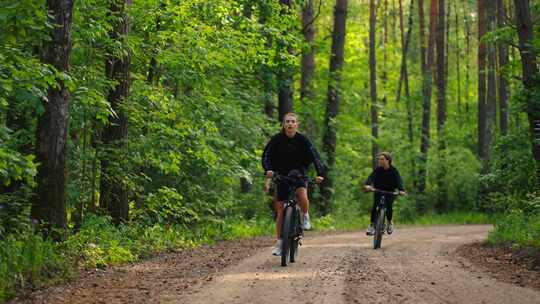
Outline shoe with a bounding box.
[387,222,394,235]
[366,225,375,236]
[272,239,283,256]
[303,213,312,230]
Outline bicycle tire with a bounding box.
[373,207,385,249]
[290,207,301,263]
[281,205,294,266]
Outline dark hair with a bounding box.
[378,152,392,165]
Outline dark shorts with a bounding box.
[276,178,307,201]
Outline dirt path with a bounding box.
[12,225,540,304]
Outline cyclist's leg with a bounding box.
[275,180,289,239]
[385,195,395,222]
[274,199,285,239]
[295,187,309,214]
[370,194,379,225]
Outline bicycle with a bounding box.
[366,188,401,249]
[272,174,314,267]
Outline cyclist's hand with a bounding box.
[364,185,375,192]
[264,178,272,193]
[315,176,324,184]
[265,170,274,178]
[399,191,407,196]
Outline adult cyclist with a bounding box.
[364,152,406,235]
[262,112,325,256]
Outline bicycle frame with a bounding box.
[371,189,398,249]
[272,174,310,266]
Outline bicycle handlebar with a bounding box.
[368,188,401,195]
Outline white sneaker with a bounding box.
[272,239,283,256]
[387,222,394,235]
[303,213,312,230]
[366,225,375,236]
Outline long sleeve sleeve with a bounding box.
[304,136,326,177]
[262,138,274,172]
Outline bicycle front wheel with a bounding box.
[373,207,385,249]
[281,206,294,266]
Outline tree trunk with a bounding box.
[31,0,74,240]
[454,0,461,115]
[381,0,388,104]
[278,0,294,122]
[485,0,497,169]
[100,0,132,224]
[417,0,437,194]
[513,0,540,189]
[301,0,316,103]
[464,0,471,114]
[321,0,348,214]
[369,0,379,169]
[477,0,487,161]
[497,0,509,135]
[435,0,447,211]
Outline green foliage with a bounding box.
[488,209,540,249]
[0,230,72,302]
[131,187,199,227]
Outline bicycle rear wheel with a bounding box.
[289,207,301,263]
[373,207,385,249]
[281,206,293,266]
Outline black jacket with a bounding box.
[262,132,325,177]
[364,166,404,191]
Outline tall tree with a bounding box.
[277,0,294,121]
[485,0,498,168]
[497,0,509,135]
[435,0,447,209]
[417,0,437,193]
[477,0,488,162]
[463,0,471,114]
[300,0,316,103]
[513,0,540,189]
[369,0,379,169]
[99,0,132,224]
[31,0,74,239]
[454,0,461,114]
[321,0,348,213]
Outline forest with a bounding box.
[1,0,539,301]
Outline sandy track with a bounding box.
[174,225,540,304]
[12,225,540,304]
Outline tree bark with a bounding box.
[454,0,461,114]
[277,0,294,122]
[369,0,379,169]
[435,0,447,211]
[99,0,132,224]
[321,0,348,214]
[417,0,437,194]
[477,0,487,161]
[31,0,74,240]
[301,0,316,103]
[464,0,471,114]
[513,0,540,189]
[497,0,509,135]
[485,0,497,169]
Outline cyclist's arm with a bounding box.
[395,168,405,191]
[364,170,376,186]
[262,138,275,174]
[302,135,326,177]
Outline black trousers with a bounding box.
[370,193,395,224]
